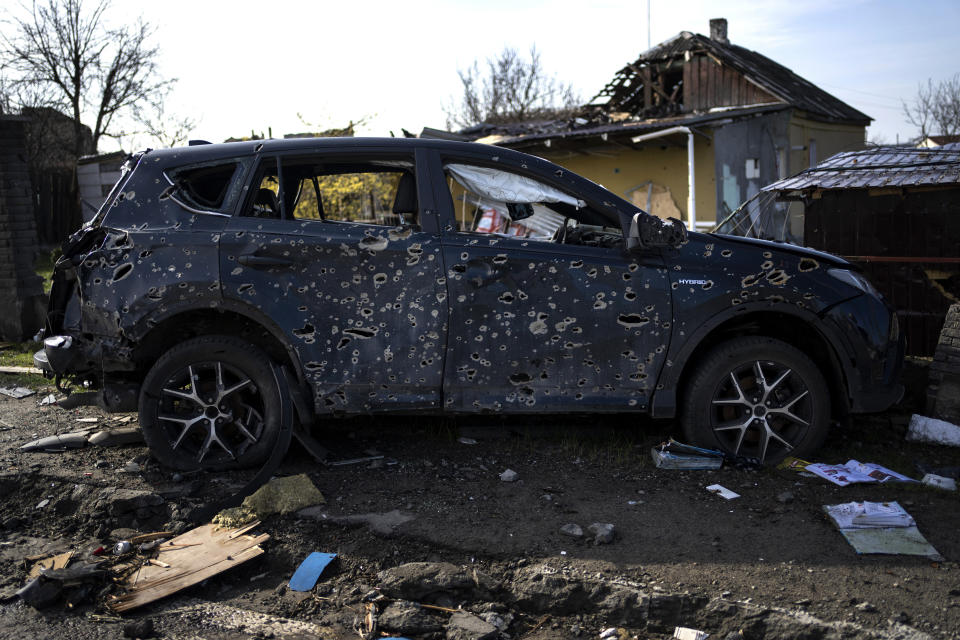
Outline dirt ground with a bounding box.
[1,369,959,640]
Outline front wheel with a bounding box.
[680,337,830,465]
[139,335,285,470]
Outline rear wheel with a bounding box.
[138,335,284,470]
[681,336,830,465]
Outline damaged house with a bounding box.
[437,19,870,232]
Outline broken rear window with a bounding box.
[167,159,249,213]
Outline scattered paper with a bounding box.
[0,386,35,399]
[458,437,478,445]
[38,394,59,405]
[652,439,724,470]
[823,501,942,560]
[807,460,914,486]
[824,501,914,529]
[674,627,709,640]
[705,484,740,500]
[921,473,957,491]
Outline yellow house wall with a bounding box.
[535,137,717,226]
[788,114,866,173]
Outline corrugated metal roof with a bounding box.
[763,146,960,192]
[595,32,871,125]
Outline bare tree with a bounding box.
[1,0,177,154]
[902,74,960,140]
[445,46,580,129]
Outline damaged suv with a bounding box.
[36,138,903,469]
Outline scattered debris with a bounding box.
[88,427,143,447]
[705,484,739,500]
[673,627,709,639]
[651,439,724,470]
[559,523,584,538]
[457,437,478,445]
[288,552,337,592]
[806,460,915,486]
[588,522,616,545]
[907,414,960,447]
[20,429,93,452]
[921,473,957,491]
[17,563,107,609]
[214,473,326,527]
[122,618,154,638]
[108,521,269,612]
[500,469,519,482]
[0,386,35,399]
[327,455,384,466]
[446,611,498,640]
[27,551,74,579]
[300,509,414,536]
[38,393,60,405]
[824,501,942,559]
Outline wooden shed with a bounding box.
[761,145,960,356]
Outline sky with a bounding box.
[55,0,960,149]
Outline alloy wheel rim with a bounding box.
[157,361,264,464]
[709,359,812,463]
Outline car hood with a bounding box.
[703,233,852,269]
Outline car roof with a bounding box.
[142,137,544,166]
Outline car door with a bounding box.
[433,153,672,412]
[219,148,447,414]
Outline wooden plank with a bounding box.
[0,365,44,375]
[108,523,270,613]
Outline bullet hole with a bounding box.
[617,314,650,328]
[741,274,762,287]
[305,361,322,370]
[766,269,790,286]
[235,230,246,238]
[761,260,774,270]
[671,282,678,289]
[721,249,732,258]
[139,250,152,259]
[343,327,377,339]
[492,254,508,265]
[509,372,532,385]
[625,291,637,300]
[230,267,242,276]
[111,263,133,282]
[361,308,373,317]
[254,143,264,152]
[373,273,388,285]
[388,227,413,241]
[93,277,102,285]
[570,260,583,268]
[461,252,469,260]
[293,323,316,338]
[587,268,598,277]
[336,337,351,350]
[762,251,772,259]
[359,236,389,252]
[470,352,480,360]
[799,257,819,272]
[498,292,515,304]
[622,273,631,281]
[555,169,564,177]
[238,283,254,294]
[528,313,549,335]
[701,280,714,290]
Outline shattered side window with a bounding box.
[167,159,249,213]
[281,158,417,227]
[443,162,623,248]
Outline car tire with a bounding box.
[138,335,284,471]
[680,336,830,465]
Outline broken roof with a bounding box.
[763,146,960,192]
[594,31,871,125]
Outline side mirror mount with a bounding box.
[627,213,688,251]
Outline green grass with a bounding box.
[0,342,37,368]
[34,249,59,295]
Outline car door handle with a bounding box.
[237,255,294,268]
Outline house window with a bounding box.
[745,158,760,179]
